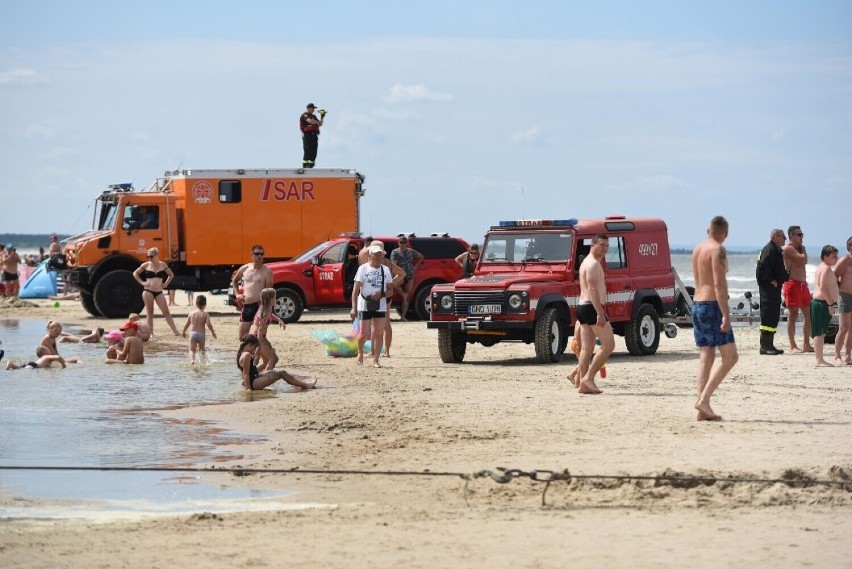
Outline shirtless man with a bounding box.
[357,236,374,266]
[232,245,274,340]
[105,321,144,364]
[691,216,738,421]
[812,245,840,367]
[782,226,813,352]
[575,234,615,395]
[6,346,66,370]
[2,244,21,299]
[834,237,852,365]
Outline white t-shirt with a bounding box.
[354,263,392,312]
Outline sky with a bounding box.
[1,0,850,250]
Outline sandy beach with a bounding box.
[1,296,850,568]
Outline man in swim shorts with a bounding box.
[690,216,738,421]
[232,245,273,340]
[1,244,21,299]
[575,234,615,395]
[833,237,852,365]
[782,226,813,353]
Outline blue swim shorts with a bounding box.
[693,301,735,348]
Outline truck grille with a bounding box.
[454,291,504,315]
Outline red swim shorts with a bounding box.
[782,279,812,308]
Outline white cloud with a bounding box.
[510,126,541,144]
[384,83,453,103]
[0,67,49,86]
[771,127,787,142]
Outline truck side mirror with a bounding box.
[311,256,320,266]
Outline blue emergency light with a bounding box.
[498,218,578,228]
[108,183,133,191]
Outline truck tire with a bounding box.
[413,285,434,321]
[274,287,304,323]
[93,270,144,318]
[534,306,567,363]
[80,291,101,317]
[438,329,466,363]
[625,303,661,356]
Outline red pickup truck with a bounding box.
[259,234,470,323]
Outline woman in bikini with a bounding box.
[249,287,285,371]
[237,334,316,391]
[133,247,180,337]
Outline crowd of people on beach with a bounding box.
[2,227,850,420]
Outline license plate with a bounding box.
[469,304,502,315]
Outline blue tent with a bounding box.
[19,260,58,299]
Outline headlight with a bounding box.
[508,293,524,310]
[440,295,454,310]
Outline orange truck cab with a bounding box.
[59,168,365,317]
[427,216,677,363]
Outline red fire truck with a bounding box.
[427,216,678,363]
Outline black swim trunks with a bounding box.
[2,271,18,282]
[577,302,599,325]
[240,301,261,323]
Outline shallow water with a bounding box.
[0,318,296,517]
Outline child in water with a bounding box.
[40,321,80,363]
[250,288,286,371]
[182,294,217,364]
[237,334,316,390]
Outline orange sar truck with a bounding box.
[58,168,365,317]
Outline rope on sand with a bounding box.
[1,465,848,507]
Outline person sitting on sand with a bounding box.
[6,346,67,370]
[105,321,144,364]
[40,321,80,363]
[60,327,104,343]
[237,334,316,390]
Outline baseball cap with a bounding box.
[368,244,384,254]
[105,330,123,341]
[307,103,316,108]
[120,321,139,331]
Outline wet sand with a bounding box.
[1,296,850,568]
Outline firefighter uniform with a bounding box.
[756,238,788,354]
[300,105,321,168]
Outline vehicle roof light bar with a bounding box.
[497,218,578,228]
[108,183,133,191]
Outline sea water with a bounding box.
[0,319,292,519]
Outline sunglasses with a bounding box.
[793,233,804,237]
[252,252,264,256]
[147,255,155,259]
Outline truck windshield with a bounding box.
[481,232,573,263]
[293,241,333,262]
[97,202,118,231]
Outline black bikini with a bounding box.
[238,356,260,390]
[142,268,169,297]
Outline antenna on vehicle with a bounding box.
[521,187,525,219]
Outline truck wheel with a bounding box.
[437,329,466,363]
[80,291,101,317]
[625,303,661,356]
[274,287,304,323]
[413,285,434,321]
[534,306,567,363]
[93,270,144,318]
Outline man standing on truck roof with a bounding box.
[232,245,274,340]
[756,228,787,355]
[300,103,325,169]
[691,216,738,422]
[576,234,615,395]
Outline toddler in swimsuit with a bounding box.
[181,294,217,364]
